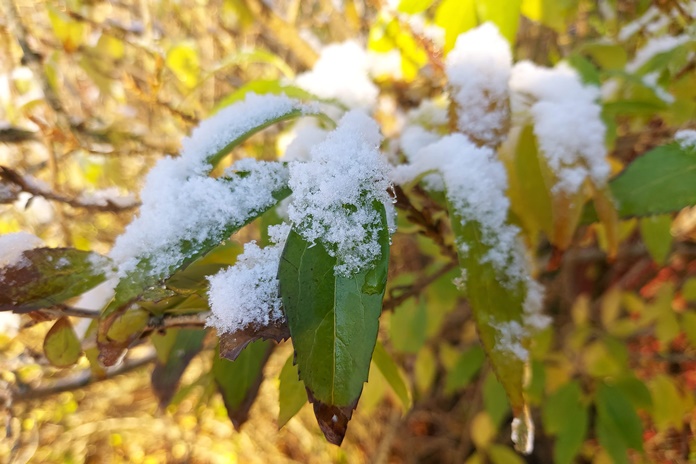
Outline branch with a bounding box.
[393,185,458,261]
[11,348,156,402]
[242,0,318,71]
[383,260,458,310]
[0,165,140,212]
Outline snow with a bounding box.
[626,35,690,73]
[618,6,660,41]
[0,312,20,338]
[446,23,512,146]
[77,187,138,208]
[109,93,316,278]
[295,41,379,110]
[0,232,44,268]
[676,129,696,149]
[281,120,328,162]
[510,61,609,193]
[287,110,394,276]
[207,223,289,334]
[399,125,444,191]
[111,158,289,278]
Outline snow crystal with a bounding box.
[676,130,696,149]
[626,34,691,73]
[207,223,290,334]
[0,232,44,268]
[287,110,394,276]
[399,125,444,191]
[295,41,379,110]
[109,93,313,277]
[446,23,512,147]
[510,61,609,193]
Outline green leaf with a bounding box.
[372,341,411,410]
[542,380,588,464]
[682,311,696,347]
[151,328,206,408]
[397,0,435,14]
[389,297,427,354]
[475,0,522,44]
[278,229,387,406]
[578,41,627,70]
[596,383,644,464]
[483,371,510,427]
[649,374,686,432]
[434,0,477,53]
[43,317,82,367]
[214,80,317,112]
[414,347,437,395]
[487,445,526,464]
[444,346,485,394]
[639,214,673,265]
[278,354,307,428]
[609,143,696,218]
[0,248,111,312]
[213,340,272,429]
[448,205,532,447]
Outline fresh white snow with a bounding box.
[446,23,512,146]
[287,110,394,276]
[0,232,44,268]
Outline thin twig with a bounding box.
[384,261,458,310]
[11,348,156,402]
[0,166,140,212]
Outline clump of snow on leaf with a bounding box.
[510,61,609,193]
[446,22,512,146]
[392,133,549,359]
[0,232,44,267]
[287,110,394,276]
[295,41,378,110]
[109,93,309,278]
[626,34,691,73]
[207,224,290,334]
[675,129,696,149]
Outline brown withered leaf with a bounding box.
[306,389,358,446]
[218,319,289,361]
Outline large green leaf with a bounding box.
[278,204,390,444]
[213,340,273,429]
[585,143,696,222]
[596,383,644,464]
[449,208,532,452]
[444,345,485,394]
[542,381,588,464]
[151,328,206,408]
[475,0,522,44]
[0,248,111,312]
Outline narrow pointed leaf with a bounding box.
[372,341,411,410]
[213,340,273,429]
[0,248,111,312]
[43,317,82,367]
[151,328,206,408]
[278,354,307,428]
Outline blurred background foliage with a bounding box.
[1,0,696,463]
